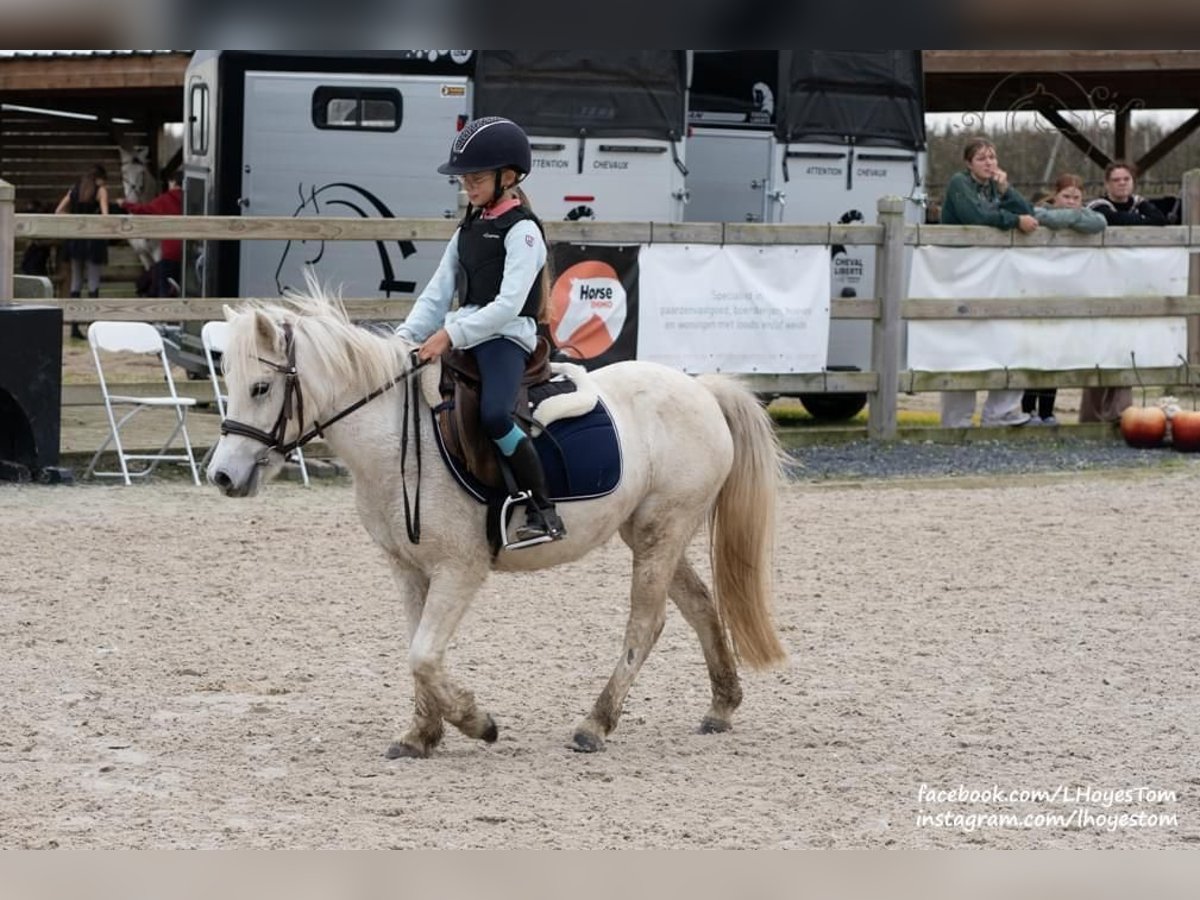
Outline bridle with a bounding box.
[219,321,427,541]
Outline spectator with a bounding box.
[938,136,1038,428]
[55,164,110,339]
[117,171,183,298]
[1086,161,1168,226]
[1022,174,1108,425]
[1080,161,1167,423]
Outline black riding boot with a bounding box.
[69,290,86,340]
[506,437,566,543]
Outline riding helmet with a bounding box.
[437,116,531,176]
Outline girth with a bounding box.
[435,337,552,489]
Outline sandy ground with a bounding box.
[2,468,1198,849]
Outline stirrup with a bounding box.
[500,492,565,551]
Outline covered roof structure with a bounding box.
[1,50,1198,185]
[923,50,1200,173]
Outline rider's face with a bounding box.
[458,169,517,207]
[459,170,497,206]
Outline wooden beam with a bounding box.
[1033,103,1111,171]
[904,295,1200,319]
[1135,110,1200,174]
[0,54,189,93]
[902,368,1193,392]
[1114,109,1130,162]
[922,50,1200,75]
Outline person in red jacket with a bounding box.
[119,172,182,298]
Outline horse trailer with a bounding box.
[685,51,927,419]
[179,51,925,420]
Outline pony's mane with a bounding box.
[224,272,411,415]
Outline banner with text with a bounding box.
[636,244,831,373]
[908,246,1188,371]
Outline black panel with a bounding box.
[474,52,687,140]
[777,51,925,150]
[0,305,63,474]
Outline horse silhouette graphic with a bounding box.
[275,182,418,296]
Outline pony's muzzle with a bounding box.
[208,464,256,498]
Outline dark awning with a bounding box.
[776,51,925,150]
[473,51,687,141]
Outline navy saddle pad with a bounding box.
[432,400,622,504]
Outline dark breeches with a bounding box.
[469,337,530,440]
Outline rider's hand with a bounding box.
[418,328,452,362]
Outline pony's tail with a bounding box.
[699,375,789,670]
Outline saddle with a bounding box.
[433,337,556,489]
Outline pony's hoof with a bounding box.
[481,715,498,744]
[698,716,732,735]
[570,730,605,753]
[385,740,428,759]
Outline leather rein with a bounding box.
[219,321,427,541]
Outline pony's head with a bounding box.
[118,144,157,203]
[207,271,405,497]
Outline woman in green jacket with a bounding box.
[938,137,1038,428]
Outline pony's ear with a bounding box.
[222,303,236,322]
[253,310,279,356]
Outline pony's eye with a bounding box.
[250,381,271,398]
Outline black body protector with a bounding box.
[455,205,544,316]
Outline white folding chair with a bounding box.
[86,321,201,486]
[201,320,310,486]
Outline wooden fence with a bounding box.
[4,173,1200,440]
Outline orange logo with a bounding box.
[549,261,628,359]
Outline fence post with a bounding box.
[869,195,905,440]
[0,180,14,302]
[1184,169,1200,365]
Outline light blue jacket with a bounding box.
[1033,205,1107,234]
[395,219,546,354]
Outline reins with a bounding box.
[220,321,428,541]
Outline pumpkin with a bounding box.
[1171,409,1200,452]
[1119,405,1167,449]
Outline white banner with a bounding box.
[636,244,831,373]
[908,246,1188,370]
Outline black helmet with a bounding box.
[437,116,531,176]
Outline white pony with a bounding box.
[207,282,788,757]
[116,141,160,274]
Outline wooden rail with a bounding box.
[4,173,1200,440]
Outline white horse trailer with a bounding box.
[471,52,688,225]
[182,51,474,306]
[685,51,927,419]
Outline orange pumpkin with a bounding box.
[1120,406,1167,449]
[1171,409,1200,452]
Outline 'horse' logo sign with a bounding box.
[546,244,640,369]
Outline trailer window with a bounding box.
[313,87,402,132]
[188,82,209,155]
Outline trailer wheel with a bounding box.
[799,392,868,422]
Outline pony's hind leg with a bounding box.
[571,519,690,753]
[670,555,743,734]
[386,565,497,759]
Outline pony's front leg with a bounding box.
[386,566,496,759]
